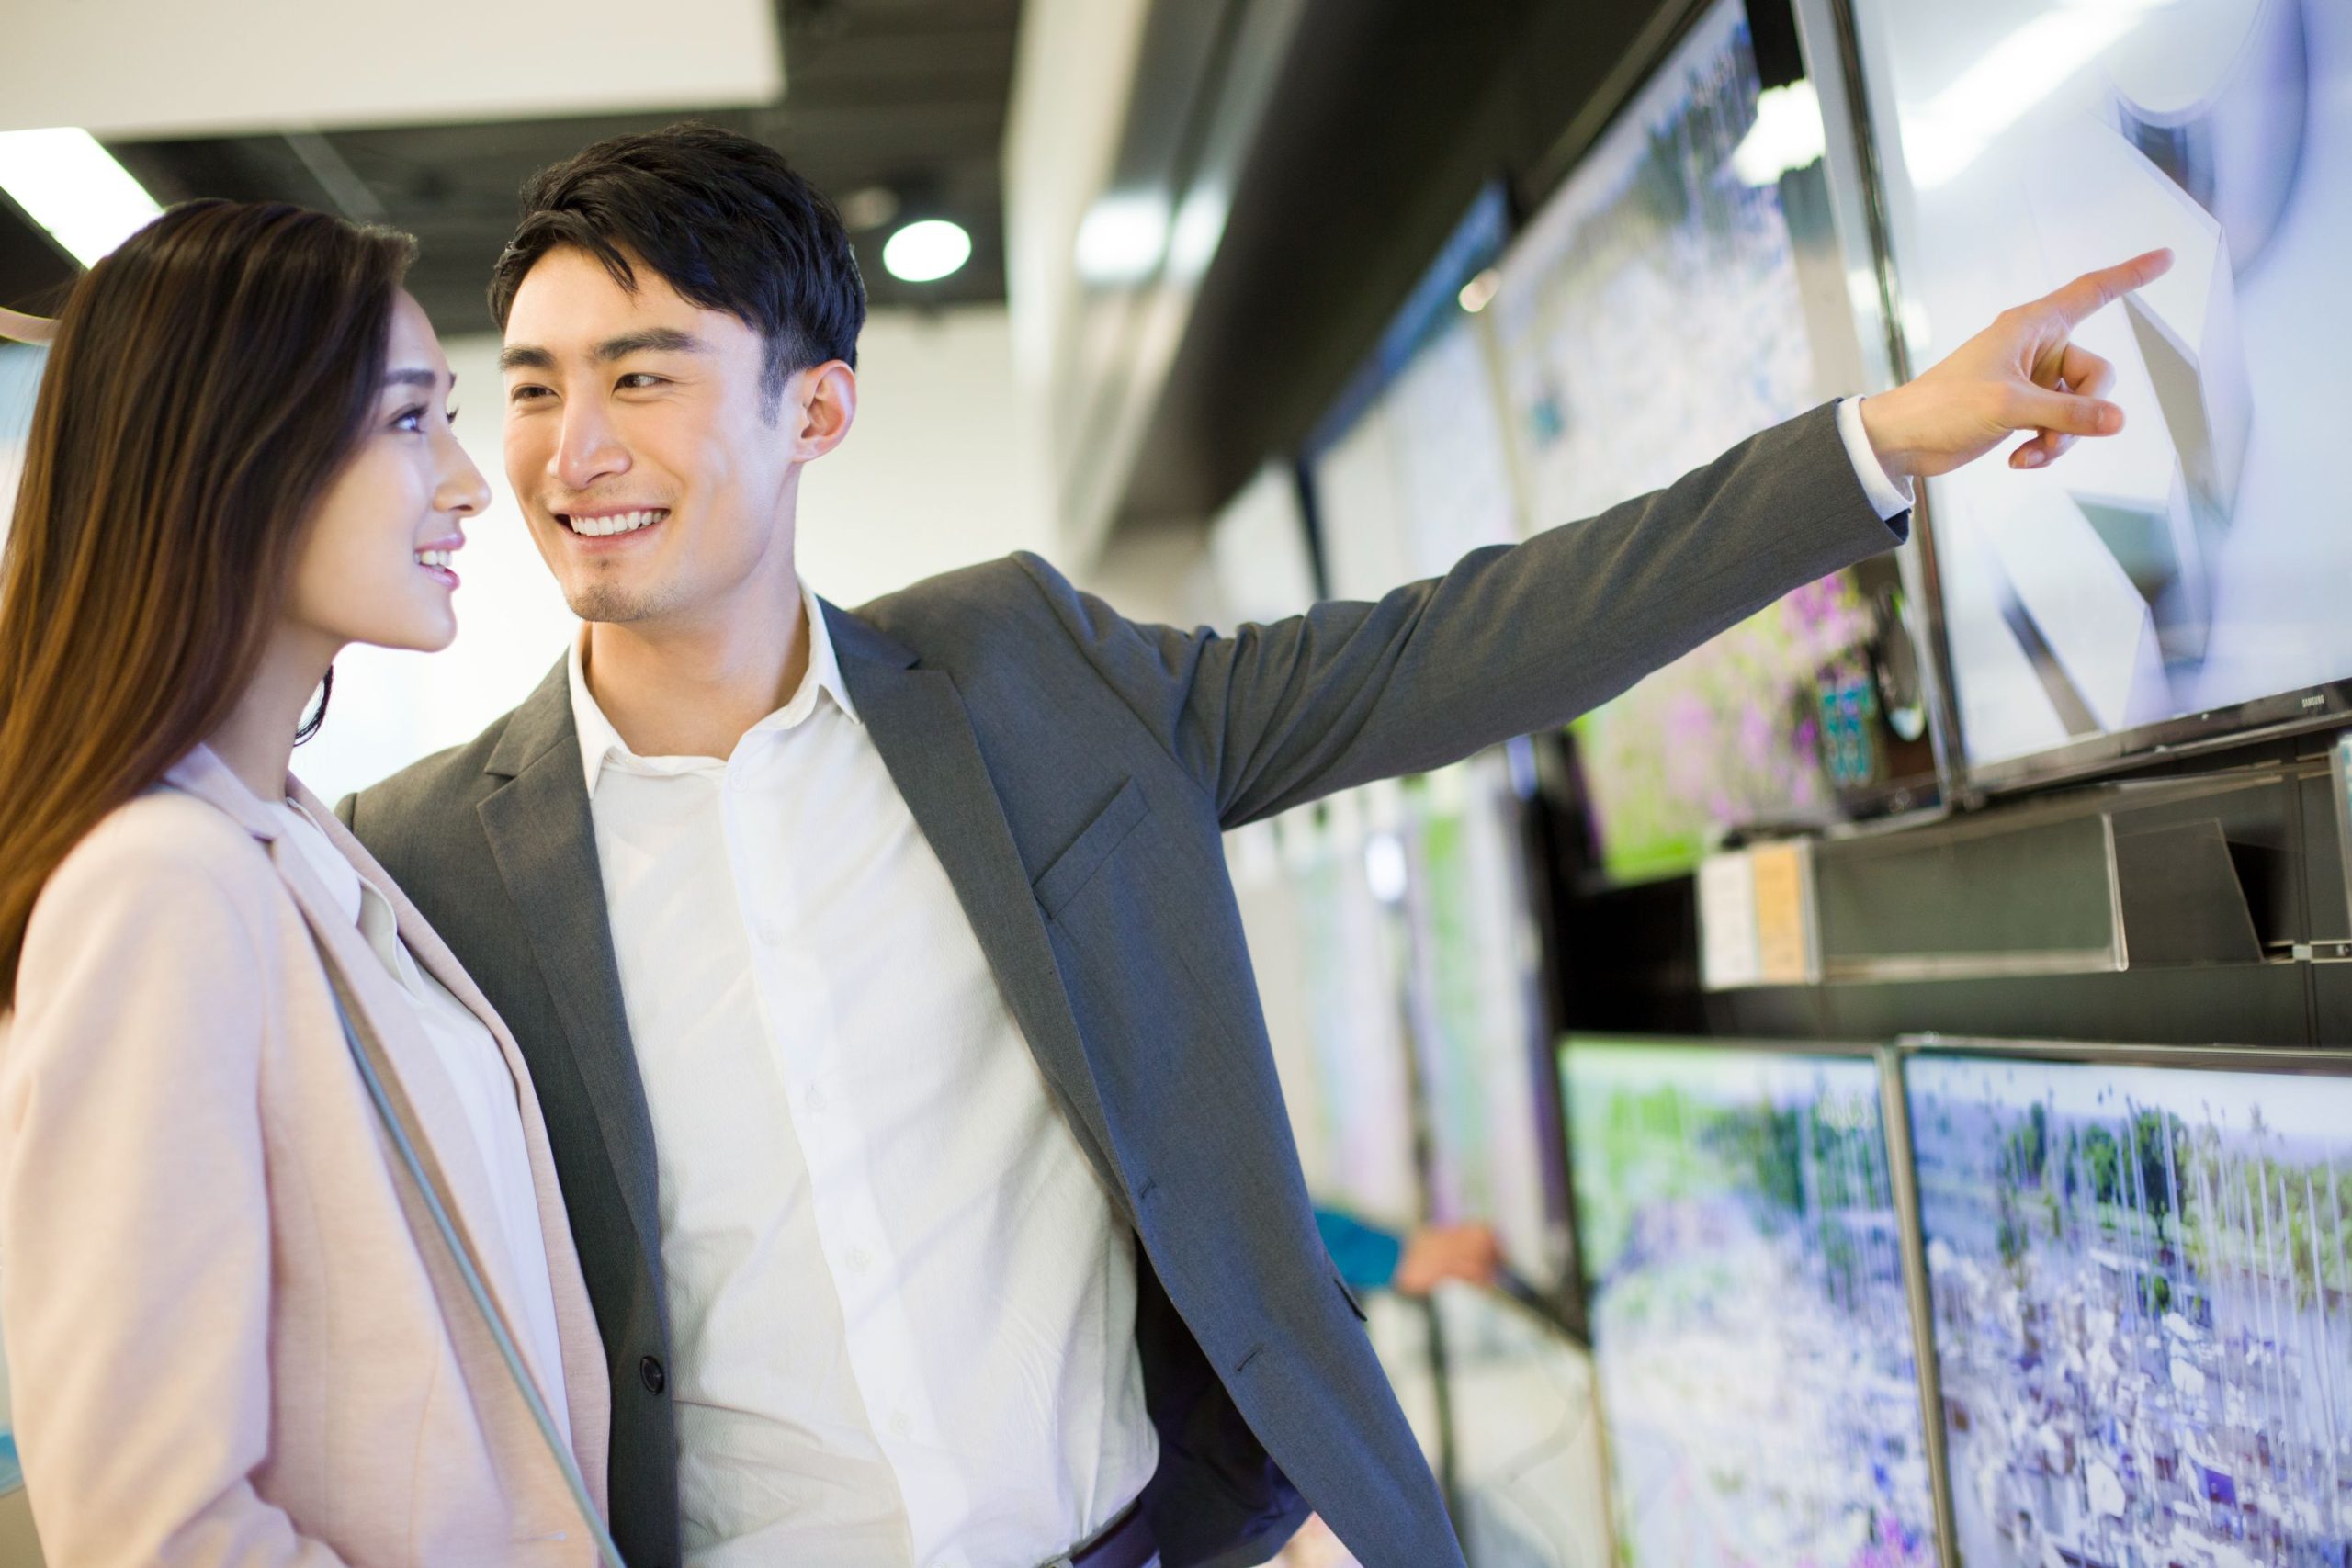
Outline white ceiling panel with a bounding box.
[0,0,784,138]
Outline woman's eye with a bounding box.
[391,404,427,433]
[444,406,460,424]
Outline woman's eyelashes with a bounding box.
[389,404,459,434]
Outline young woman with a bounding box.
[0,201,612,1565]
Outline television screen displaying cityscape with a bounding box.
[1491,0,1931,881]
[1564,1039,1939,1567]
[1906,1050,2352,1566]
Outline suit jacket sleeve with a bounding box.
[0,830,354,1568]
[1016,401,1906,829]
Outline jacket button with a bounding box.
[639,1355,666,1395]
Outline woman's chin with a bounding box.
[368,613,459,656]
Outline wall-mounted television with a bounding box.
[1207,460,1321,626]
[1902,1039,2352,1566]
[1303,185,1519,604]
[1399,752,1567,1288]
[1562,1035,1941,1566]
[1839,0,2352,794]
[1288,789,1425,1231]
[1491,0,1942,886]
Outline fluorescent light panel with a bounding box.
[0,128,160,267]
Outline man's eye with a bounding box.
[617,373,665,390]
[510,385,551,403]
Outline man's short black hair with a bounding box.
[489,122,866,414]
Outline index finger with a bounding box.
[2039,248,2175,329]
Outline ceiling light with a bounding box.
[1458,268,1502,314]
[0,128,162,267]
[839,185,901,234]
[1075,192,1170,286]
[882,219,972,284]
[1732,81,1827,187]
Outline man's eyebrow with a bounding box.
[594,328,707,361]
[499,344,556,372]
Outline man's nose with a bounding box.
[554,400,630,491]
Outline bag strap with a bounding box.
[300,907,628,1568]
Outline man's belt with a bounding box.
[1044,1497,1156,1568]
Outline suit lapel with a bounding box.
[825,604,1129,1211]
[473,664,667,1292]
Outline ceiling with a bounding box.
[0,0,1020,333]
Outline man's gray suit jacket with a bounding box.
[339,401,1905,1568]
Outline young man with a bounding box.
[342,123,2162,1568]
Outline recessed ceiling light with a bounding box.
[0,128,161,267]
[839,185,901,234]
[882,219,972,284]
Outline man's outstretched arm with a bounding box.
[1027,252,2171,829]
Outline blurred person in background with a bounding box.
[0,200,613,1566]
[342,122,2165,1568]
[1315,1210,1504,1300]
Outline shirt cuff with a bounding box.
[1838,395,1915,522]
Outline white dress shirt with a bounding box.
[569,587,1156,1568]
[268,795,574,1451]
[1838,395,1916,522]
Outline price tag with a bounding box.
[1698,851,1762,990]
[1750,841,1818,985]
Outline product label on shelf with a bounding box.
[1698,852,1762,989]
[1697,842,1820,989]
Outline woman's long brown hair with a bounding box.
[0,200,414,1006]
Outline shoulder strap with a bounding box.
[300,906,628,1568]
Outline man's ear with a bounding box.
[788,360,858,461]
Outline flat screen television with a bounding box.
[1207,460,1322,627]
[1431,1285,1613,1568]
[1304,185,1519,604]
[1490,0,1942,885]
[1839,0,2352,792]
[1289,788,1424,1231]
[1903,1040,2352,1567]
[1398,752,1567,1287]
[1562,1036,1941,1566]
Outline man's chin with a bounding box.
[568,583,665,625]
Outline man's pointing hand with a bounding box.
[1858,247,2176,486]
